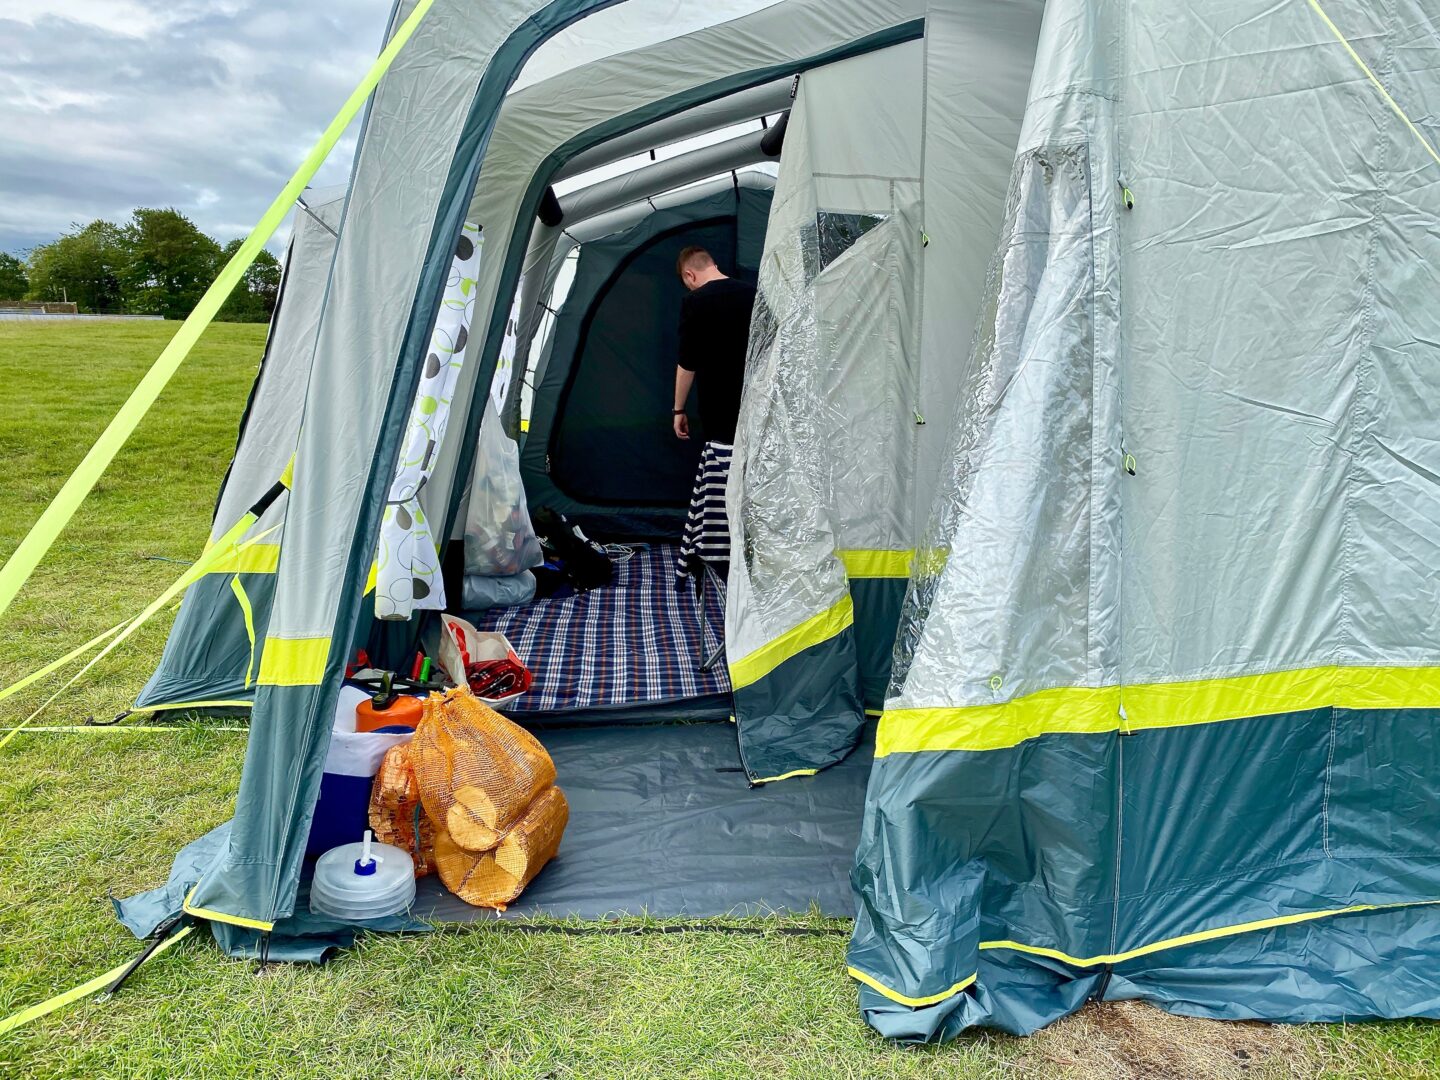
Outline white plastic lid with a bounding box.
[309,831,416,921]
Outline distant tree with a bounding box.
[25,220,127,312]
[120,207,222,320]
[0,253,27,301]
[215,239,282,323]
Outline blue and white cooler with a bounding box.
[306,684,417,857]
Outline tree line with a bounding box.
[0,208,281,322]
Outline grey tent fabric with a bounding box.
[726,41,928,779]
[211,186,346,541]
[135,187,346,712]
[415,721,874,920]
[850,0,1440,1041]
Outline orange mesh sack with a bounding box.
[367,743,435,877]
[411,687,558,851]
[432,786,570,908]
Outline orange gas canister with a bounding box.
[356,693,424,733]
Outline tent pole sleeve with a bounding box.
[0,0,437,621]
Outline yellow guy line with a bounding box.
[0,926,194,1038]
[0,726,249,735]
[0,618,128,705]
[1305,0,1440,167]
[0,525,279,752]
[0,0,438,620]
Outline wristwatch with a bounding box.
[672,408,686,415]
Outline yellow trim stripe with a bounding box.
[183,886,275,932]
[279,454,295,491]
[1306,0,1440,167]
[729,594,854,690]
[1,725,249,734]
[256,636,331,687]
[846,967,977,1007]
[880,686,1119,756]
[837,549,913,579]
[132,700,253,713]
[229,576,258,688]
[751,768,819,784]
[364,559,379,597]
[204,543,280,576]
[982,898,1440,968]
[0,0,436,620]
[0,925,195,1037]
[846,899,1440,1009]
[877,664,1440,756]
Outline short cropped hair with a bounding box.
[676,245,716,278]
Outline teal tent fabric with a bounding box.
[115,822,429,963]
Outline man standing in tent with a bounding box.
[672,246,755,579]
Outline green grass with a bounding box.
[0,320,1437,1077]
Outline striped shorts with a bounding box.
[676,440,732,578]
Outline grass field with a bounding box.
[1,320,1438,1078]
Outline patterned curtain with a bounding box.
[374,223,482,620]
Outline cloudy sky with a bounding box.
[0,0,394,255]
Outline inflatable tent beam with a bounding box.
[555,77,793,181]
[557,129,770,228]
[567,168,776,244]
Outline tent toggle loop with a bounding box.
[1118,176,1135,210]
[1122,451,1137,476]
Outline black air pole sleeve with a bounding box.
[537,186,564,228]
[760,111,789,158]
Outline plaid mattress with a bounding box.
[469,542,730,714]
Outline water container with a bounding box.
[310,831,417,921]
[355,693,424,733]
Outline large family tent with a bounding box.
[5,0,1436,1043]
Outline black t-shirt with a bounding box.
[677,277,756,444]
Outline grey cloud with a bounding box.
[0,0,394,255]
